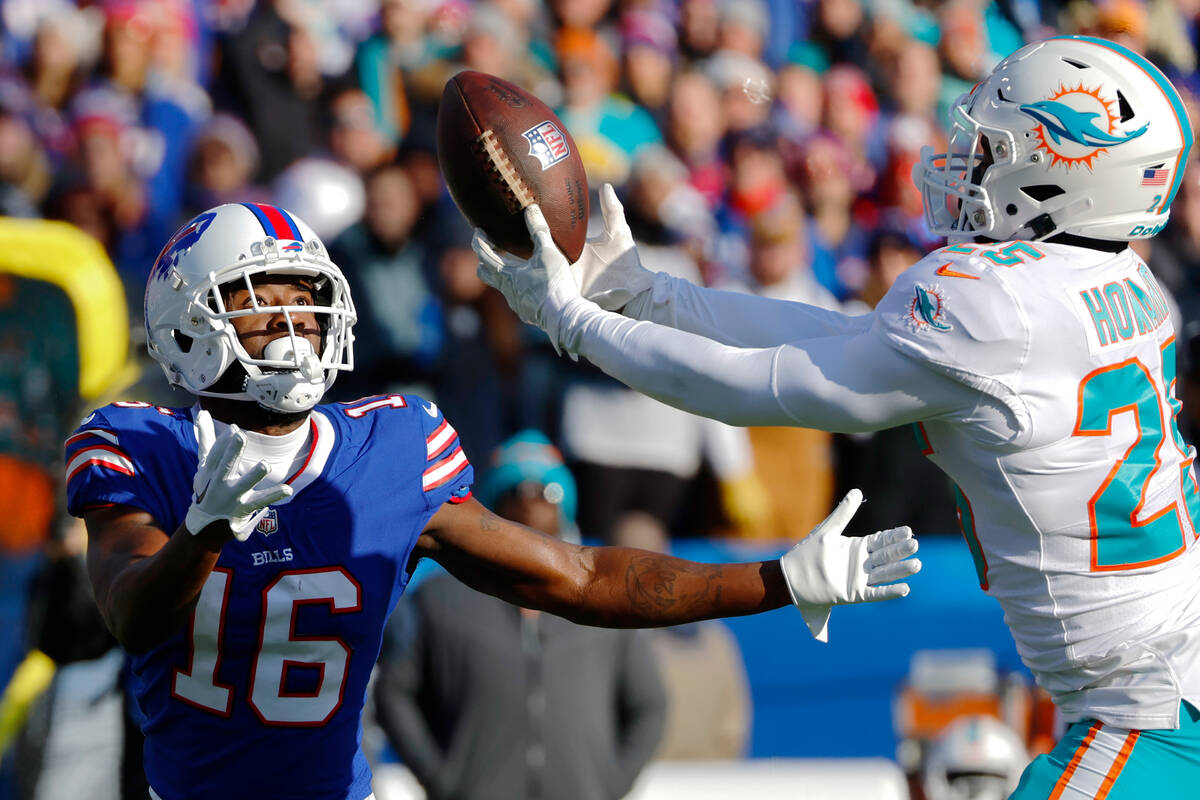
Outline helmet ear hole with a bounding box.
[1116,90,1135,123]
[172,330,194,354]
[970,136,995,186]
[1020,184,1066,202]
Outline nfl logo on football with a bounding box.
[256,508,279,536]
[522,121,570,170]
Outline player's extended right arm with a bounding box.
[84,412,290,654]
[575,183,867,346]
[477,203,981,432]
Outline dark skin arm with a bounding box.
[414,496,791,627]
[84,505,232,655]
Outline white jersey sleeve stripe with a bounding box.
[66,429,120,447]
[66,446,136,484]
[422,447,468,491]
[425,420,456,460]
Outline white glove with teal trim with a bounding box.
[779,489,921,642]
[185,410,293,541]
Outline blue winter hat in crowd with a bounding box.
[476,430,577,525]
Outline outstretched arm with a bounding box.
[414,496,785,627]
[572,184,867,346]
[623,272,869,348]
[476,204,975,432]
[414,490,918,641]
[561,301,976,431]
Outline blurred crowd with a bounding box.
[9,0,1200,549]
[8,0,1200,795]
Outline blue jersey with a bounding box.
[65,395,474,800]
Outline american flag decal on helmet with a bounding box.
[1141,165,1169,186]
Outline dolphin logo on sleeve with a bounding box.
[908,284,954,333]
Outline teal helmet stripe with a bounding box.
[1057,35,1193,210]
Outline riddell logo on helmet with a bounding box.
[1018,84,1149,170]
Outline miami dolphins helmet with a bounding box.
[144,203,356,413]
[915,36,1193,243]
[922,715,1029,800]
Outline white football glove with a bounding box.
[473,204,584,355]
[574,183,656,312]
[185,410,293,542]
[779,489,920,643]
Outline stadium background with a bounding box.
[1,0,1197,797]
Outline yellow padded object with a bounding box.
[0,649,55,756]
[0,217,138,400]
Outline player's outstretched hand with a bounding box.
[575,184,656,311]
[185,409,293,542]
[779,488,920,643]
[473,204,583,355]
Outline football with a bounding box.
[437,70,589,261]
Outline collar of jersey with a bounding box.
[188,408,336,503]
[274,411,334,501]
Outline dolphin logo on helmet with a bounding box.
[915,36,1192,242]
[1018,100,1149,148]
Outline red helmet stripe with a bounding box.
[242,203,304,242]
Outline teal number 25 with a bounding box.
[1073,339,1200,571]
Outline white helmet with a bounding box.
[922,715,1029,800]
[144,203,356,413]
[915,36,1193,243]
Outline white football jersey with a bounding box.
[877,241,1200,729]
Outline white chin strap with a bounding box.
[245,337,327,413]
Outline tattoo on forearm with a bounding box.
[480,511,500,532]
[624,554,724,618]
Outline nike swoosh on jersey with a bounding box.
[936,263,980,280]
[423,402,439,418]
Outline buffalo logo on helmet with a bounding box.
[1018,83,1149,171]
[151,211,217,280]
